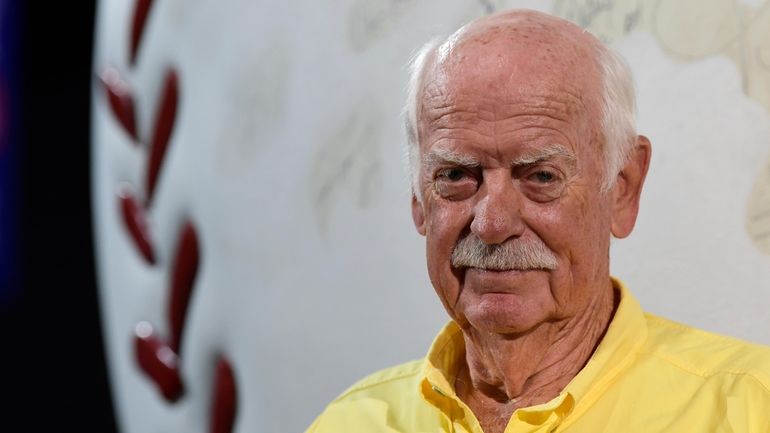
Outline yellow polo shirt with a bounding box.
[307,279,770,432]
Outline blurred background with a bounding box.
[1,0,116,431]
[3,1,770,432]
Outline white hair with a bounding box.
[403,37,441,202]
[403,34,637,201]
[596,44,638,191]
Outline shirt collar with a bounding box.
[419,277,648,429]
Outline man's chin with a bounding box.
[460,292,551,335]
[456,269,553,334]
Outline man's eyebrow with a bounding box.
[423,148,480,168]
[510,144,577,167]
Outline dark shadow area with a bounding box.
[1,1,118,430]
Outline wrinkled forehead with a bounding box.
[421,11,604,121]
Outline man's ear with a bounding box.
[611,135,652,238]
[411,194,426,236]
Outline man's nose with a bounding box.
[470,172,525,245]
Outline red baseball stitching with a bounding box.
[100,0,237,429]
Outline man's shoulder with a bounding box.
[333,358,424,402]
[305,359,431,433]
[643,312,770,387]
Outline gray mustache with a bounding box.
[451,234,558,271]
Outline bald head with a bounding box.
[404,10,636,200]
[432,10,604,80]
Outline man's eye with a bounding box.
[434,168,478,200]
[531,170,556,183]
[438,168,467,181]
[519,168,565,202]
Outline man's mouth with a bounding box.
[464,266,540,273]
[475,266,526,271]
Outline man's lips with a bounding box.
[463,267,543,294]
[464,267,533,277]
[462,267,537,274]
[463,267,532,281]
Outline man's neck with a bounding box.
[454,285,617,433]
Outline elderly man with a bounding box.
[307,9,770,433]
